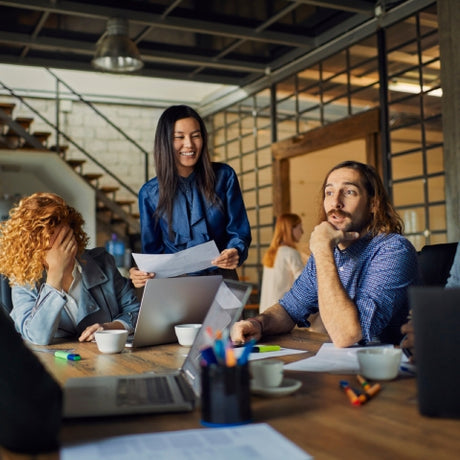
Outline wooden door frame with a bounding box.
[271,108,381,216]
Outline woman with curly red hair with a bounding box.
[0,192,139,345]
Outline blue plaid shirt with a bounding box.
[279,233,419,344]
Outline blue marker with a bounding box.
[201,346,218,365]
[237,338,256,365]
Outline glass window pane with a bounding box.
[390,125,422,154]
[392,152,423,180]
[426,146,444,174]
[393,179,425,206]
[429,204,446,231]
[401,207,426,233]
[428,175,444,202]
[430,233,447,245]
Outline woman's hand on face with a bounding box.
[45,225,77,274]
[212,248,239,270]
[129,267,155,288]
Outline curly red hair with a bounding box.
[0,192,89,286]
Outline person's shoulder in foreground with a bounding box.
[0,308,62,454]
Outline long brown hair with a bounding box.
[318,161,403,235]
[263,213,302,268]
[153,105,219,235]
[0,192,88,286]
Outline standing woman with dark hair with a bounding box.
[259,213,305,312]
[130,105,251,287]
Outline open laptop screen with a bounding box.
[181,279,253,398]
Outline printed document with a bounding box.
[132,240,220,278]
[61,423,312,460]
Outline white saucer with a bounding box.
[250,377,302,397]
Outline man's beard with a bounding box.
[327,209,369,233]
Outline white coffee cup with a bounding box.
[250,358,284,388]
[94,329,128,354]
[357,347,402,380]
[174,323,202,347]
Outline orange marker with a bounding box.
[366,383,381,397]
[340,380,361,406]
[357,375,381,399]
[225,346,237,367]
[357,374,371,391]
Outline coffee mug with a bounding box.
[357,347,402,380]
[94,330,128,354]
[250,358,284,388]
[174,323,202,347]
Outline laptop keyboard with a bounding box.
[116,376,174,406]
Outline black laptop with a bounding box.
[409,286,460,418]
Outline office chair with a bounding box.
[0,274,13,314]
[417,242,458,286]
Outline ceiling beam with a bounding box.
[0,54,243,86]
[0,0,315,48]
[0,31,267,74]
[288,0,375,15]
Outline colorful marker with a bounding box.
[200,346,218,366]
[252,345,281,353]
[366,383,382,397]
[339,380,361,406]
[237,338,256,365]
[225,345,237,367]
[357,374,371,391]
[55,350,81,361]
[357,375,381,398]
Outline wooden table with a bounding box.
[5,330,460,460]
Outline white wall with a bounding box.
[0,150,97,247]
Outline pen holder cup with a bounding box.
[201,363,252,426]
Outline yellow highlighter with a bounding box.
[252,345,281,353]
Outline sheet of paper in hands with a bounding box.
[132,240,220,278]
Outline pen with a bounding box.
[252,345,281,353]
[213,330,226,364]
[225,345,237,367]
[237,338,256,365]
[201,346,218,365]
[55,350,81,361]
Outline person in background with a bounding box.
[259,213,305,313]
[0,308,62,455]
[232,160,419,348]
[445,242,460,288]
[130,105,251,287]
[0,192,140,345]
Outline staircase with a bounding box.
[0,101,141,244]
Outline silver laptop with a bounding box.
[63,278,252,418]
[126,275,223,348]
